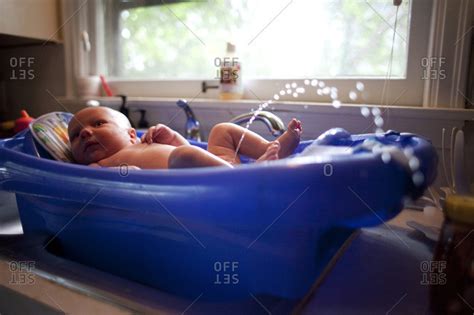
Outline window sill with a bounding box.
[59,96,474,122]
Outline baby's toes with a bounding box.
[287,119,302,136]
[267,142,280,158]
[294,119,302,135]
[287,118,298,130]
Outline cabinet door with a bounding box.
[0,0,61,42]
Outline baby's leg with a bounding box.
[168,145,233,168]
[207,123,271,164]
[207,120,302,165]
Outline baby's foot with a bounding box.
[257,141,280,162]
[276,118,302,158]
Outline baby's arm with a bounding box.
[141,124,189,147]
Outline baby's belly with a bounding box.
[104,143,177,169]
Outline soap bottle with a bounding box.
[219,42,243,100]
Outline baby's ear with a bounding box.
[128,128,138,144]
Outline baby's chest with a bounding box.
[115,144,176,169]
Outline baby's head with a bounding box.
[68,107,137,165]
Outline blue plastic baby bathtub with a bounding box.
[0,128,437,301]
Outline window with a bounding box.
[104,0,410,80]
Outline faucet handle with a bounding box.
[176,99,201,141]
[176,99,188,108]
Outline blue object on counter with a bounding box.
[0,127,437,301]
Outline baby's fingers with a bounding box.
[152,125,165,143]
[143,126,156,144]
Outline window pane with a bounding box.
[106,0,410,79]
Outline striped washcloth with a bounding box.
[29,112,74,162]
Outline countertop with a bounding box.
[296,208,444,314]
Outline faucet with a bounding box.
[176,99,201,141]
[229,111,286,137]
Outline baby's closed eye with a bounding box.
[94,120,106,127]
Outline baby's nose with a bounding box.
[80,127,93,138]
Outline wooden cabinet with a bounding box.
[0,0,61,43]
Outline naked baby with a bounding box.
[68,107,302,169]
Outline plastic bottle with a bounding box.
[219,42,243,100]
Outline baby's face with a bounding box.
[68,107,136,165]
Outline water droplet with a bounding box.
[371,107,381,116]
[317,89,323,95]
[296,87,305,93]
[330,92,338,100]
[356,82,365,91]
[285,83,290,89]
[304,105,308,109]
[287,89,292,94]
[318,81,325,88]
[121,10,130,19]
[273,94,280,100]
[332,100,341,108]
[331,87,338,93]
[374,116,384,127]
[304,79,310,85]
[121,28,131,39]
[291,82,297,88]
[349,91,357,101]
[361,107,370,117]
[279,90,286,96]
[293,92,298,98]
[323,87,330,95]
[311,79,318,86]
[409,157,420,171]
[381,152,391,163]
[268,100,273,104]
[412,171,424,186]
[404,147,414,157]
[375,128,384,135]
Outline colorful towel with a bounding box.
[29,112,74,162]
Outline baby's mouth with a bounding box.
[84,141,99,152]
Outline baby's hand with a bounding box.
[141,124,176,145]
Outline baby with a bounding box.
[68,107,302,169]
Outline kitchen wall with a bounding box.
[0,40,65,121]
